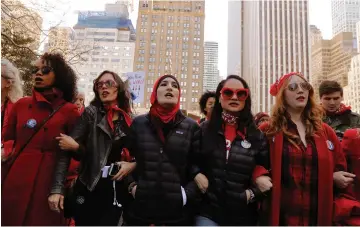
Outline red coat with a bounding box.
[1,91,80,226]
[342,128,360,200]
[1,100,15,156]
[258,122,360,225]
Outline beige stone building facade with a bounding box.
[310,25,323,46]
[311,32,357,99]
[346,54,360,113]
[134,0,205,111]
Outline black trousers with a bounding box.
[73,179,123,226]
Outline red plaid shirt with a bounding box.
[280,121,318,226]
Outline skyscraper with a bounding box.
[310,25,323,46]
[227,1,242,76]
[332,0,360,39]
[240,0,310,113]
[134,0,205,111]
[71,1,136,104]
[356,21,360,52]
[204,41,219,92]
[346,54,360,113]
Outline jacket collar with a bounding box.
[32,88,66,110]
[97,113,112,139]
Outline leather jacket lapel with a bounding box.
[97,114,112,139]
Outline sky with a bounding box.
[23,0,333,78]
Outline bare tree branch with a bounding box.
[1,32,40,57]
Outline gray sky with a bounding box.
[24,0,332,78]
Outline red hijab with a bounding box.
[149,75,181,123]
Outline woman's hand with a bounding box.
[48,194,64,213]
[56,133,79,151]
[1,148,7,162]
[255,175,273,193]
[195,173,209,194]
[333,171,355,189]
[112,161,136,181]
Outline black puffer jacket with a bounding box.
[195,121,270,225]
[125,111,201,225]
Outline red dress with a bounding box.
[1,90,80,226]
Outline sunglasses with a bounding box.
[31,66,53,75]
[95,80,117,90]
[287,82,312,92]
[220,87,249,101]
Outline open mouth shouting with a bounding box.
[101,91,110,98]
[165,92,174,99]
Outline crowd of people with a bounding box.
[1,52,360,226]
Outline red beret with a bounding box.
[270,72,305,96]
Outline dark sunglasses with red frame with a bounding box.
[220,87,249,101]
[94,80,117,90]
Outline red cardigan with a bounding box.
[256,122,360,225]
[342,128,360,201]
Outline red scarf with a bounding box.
[104,104,132,130]
[326,103,352,116]
[222,111,239,125]
[149,75,180,124]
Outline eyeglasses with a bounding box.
[95,80,117,90]
[31,66,53,75]
[287,82,312,92]
[220,87,249,101]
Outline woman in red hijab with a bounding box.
[259,72,360,225]
[124,75,200,225]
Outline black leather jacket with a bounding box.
[51,105,130,194]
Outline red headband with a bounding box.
[269,72,305,96]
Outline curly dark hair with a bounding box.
[41,52,77,102]
[199,90,216,115]
[90,70,132,113]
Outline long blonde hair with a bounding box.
[266,76,324,146]
[1,59,23,102]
